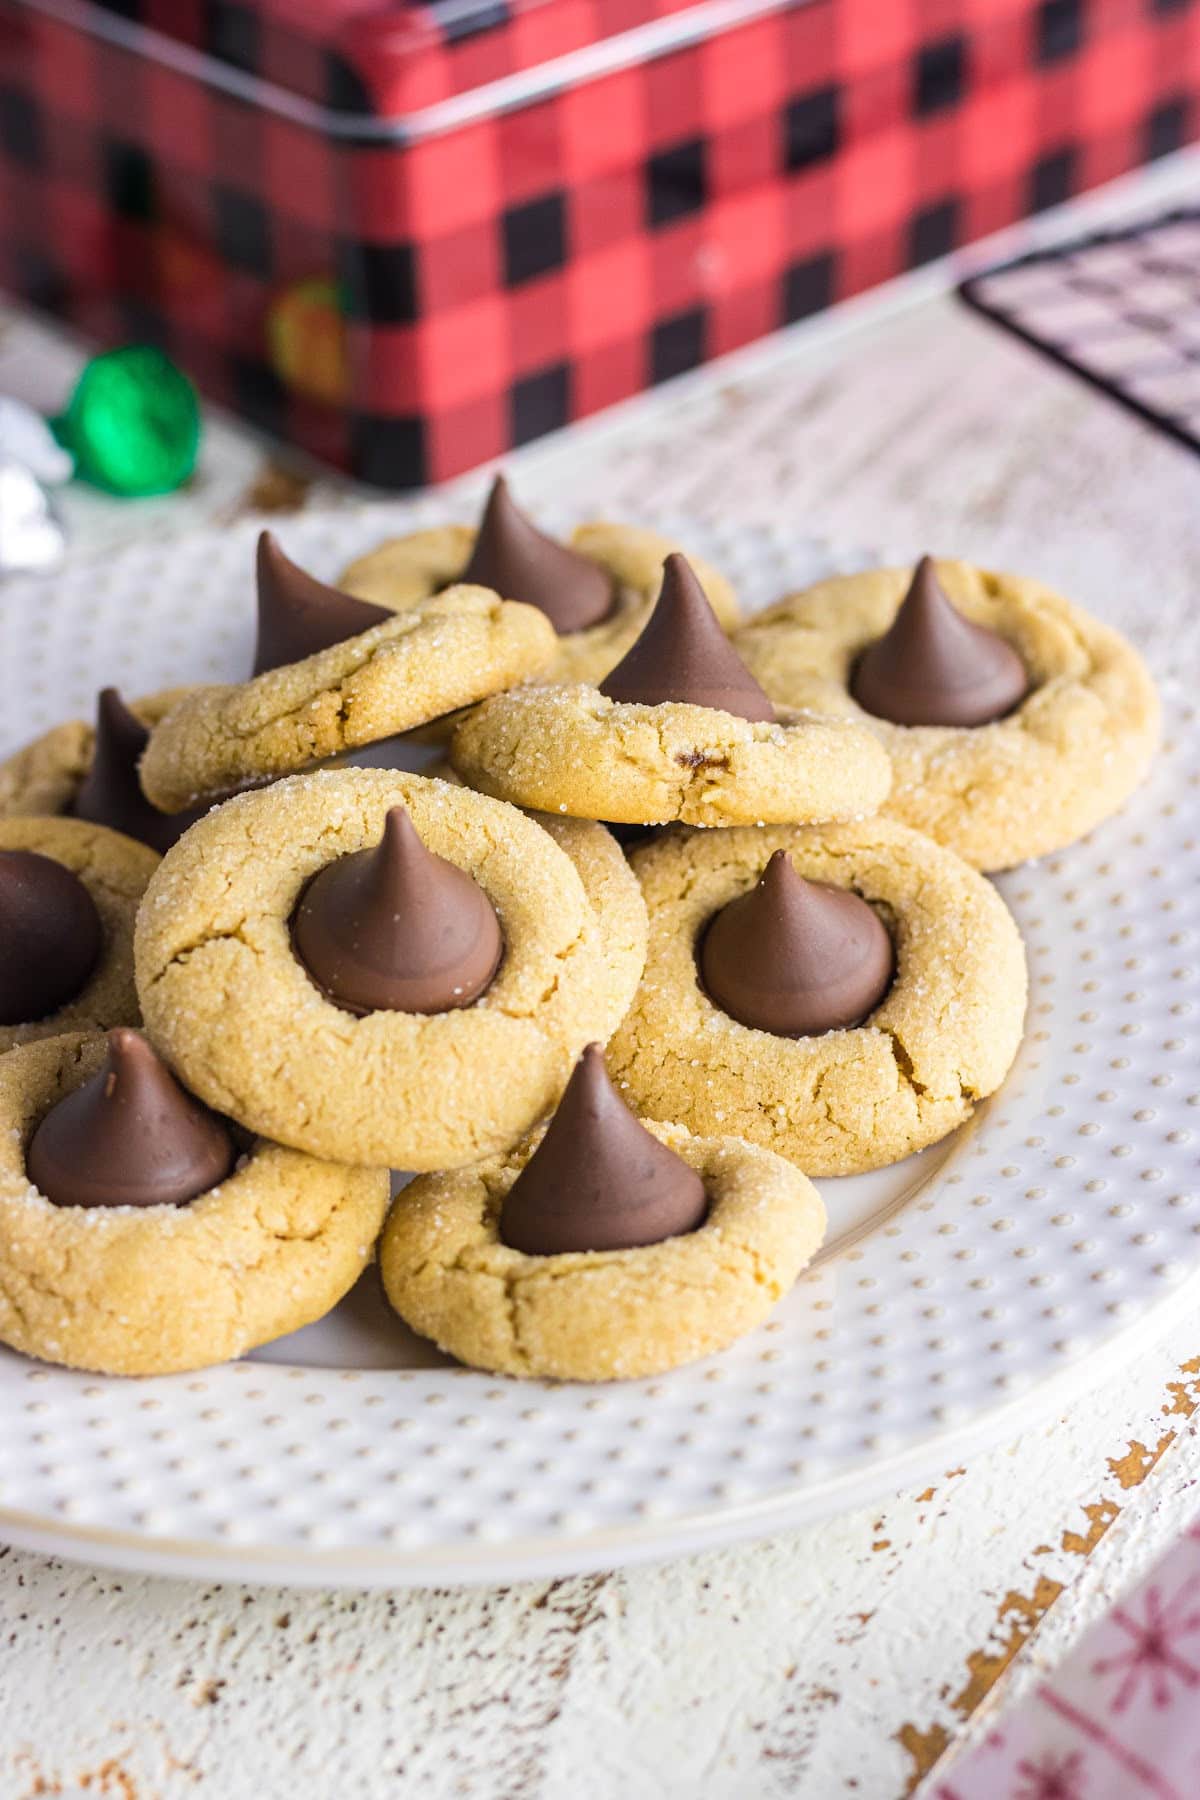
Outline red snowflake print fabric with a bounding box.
[933,1521,1200,1800]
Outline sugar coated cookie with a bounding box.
[0,1031,389,1375]
[135,769,647,1169]
[609,818,1027,1175]
[451,555,891,826]
[139,586,557,812]
[735,557,1160,871]
[0,815,158,1052]
[380,1047,824,1380]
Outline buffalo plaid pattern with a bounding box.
[77,0,719,114]
[1,0,1198,487]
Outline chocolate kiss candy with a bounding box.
[599,553,776,722]
[459,474,613,634]
[253,530,392,676]
[700,850,894,1037]
[26,1028,235,1209]
[72,688,200,853]
[0,850,103,1026]
[292,805,503,1016]
[851,556,1029,728]
[500,1044,708,1255]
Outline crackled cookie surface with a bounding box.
[339,501,740,688]
[0,687,192,823]
[451,683,891,827]
[0,816,158,1052]
[380,1121,824,1381]
[135,769,647,1169]
[139,586,557,812]
[608,819,1027,1176]
[0,1033,389,1375]
[451,553,891,827]
[735,559,1161,871]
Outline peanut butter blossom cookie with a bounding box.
[338,474,742,687]
[0,816,158,1052]
[608,818,1027,1177]
[380,1044,825,1380]
[451,554,892,827]
[138,534,557,812]
[735,556,1161,871]
[0,686,203,849]
[135,769,647,1170]
[0,1030,388,1375]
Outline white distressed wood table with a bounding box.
[1,155,1199,1800]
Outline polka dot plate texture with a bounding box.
[0,504,1195,1589]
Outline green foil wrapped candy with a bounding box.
[57,346,200,496]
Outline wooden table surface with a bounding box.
[1,156,1198,1800]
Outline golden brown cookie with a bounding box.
[0,688,191,818]
[450,682,892,827]
[340,519,740,688]
[608,819,1027,1176]
[735,560,1161,871]
[0,1032,390,1376]
[0,816,159,1052]
[134,769,647,1169]
[379,1123,824,1380]
[138,587,557,812]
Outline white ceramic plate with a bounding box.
[0,506,1196,1588]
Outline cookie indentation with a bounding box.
[380,1119,824,1380]
[0,1032,389,1375]
[134,769,648,1171]
[736,558,1159,871]
[609,818,1027,1177]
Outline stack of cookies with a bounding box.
[0,479,1161,1381]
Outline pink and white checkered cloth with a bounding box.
[932,1520,1200,1800]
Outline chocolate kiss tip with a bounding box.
[26,1028,235,1210]
[71,687,195,855]
[291,804,503,1017]
[851,555,1029,729]
[499,1043,708,1256]
[0,849,103,1026]
[252,530,392,677]
[700,850,894,1038]
[458,474,613,635]
[599,553,775,722]
[75,686,147,812]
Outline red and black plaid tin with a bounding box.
[1,0,1197,487]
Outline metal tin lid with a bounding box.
[31,0,768,139]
